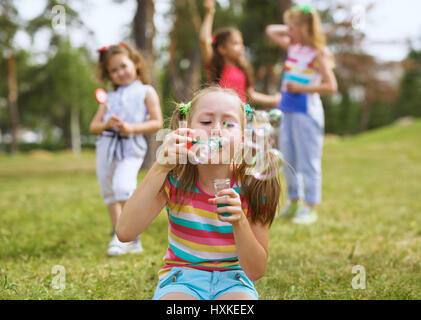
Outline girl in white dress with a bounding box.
[90,43,163,255]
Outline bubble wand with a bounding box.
[187,137,222,151]
[95,88,108,106]
[95,88,120,131]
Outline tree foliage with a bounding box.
[394,49,421,119]
[1,0,419,153]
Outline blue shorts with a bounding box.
[152,267,258,300]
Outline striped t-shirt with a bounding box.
[158,175,251,278]
[279,44,321,114]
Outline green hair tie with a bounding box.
[178,102,192,116]
[291,4,314,14]
[244,103,255,121]
[244,104,254,115]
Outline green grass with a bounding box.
[1,121,420,300]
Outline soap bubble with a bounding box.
[208,137,222,151]
[249,148,284,181]
[243,110,284,180]
[190,137,222,165]
[269,109,283,123]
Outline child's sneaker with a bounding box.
[277,201,299,219]
[107,235,143,256]
[292,205,318,225]
[127,238,143,254]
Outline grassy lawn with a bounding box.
[0,121,420,300]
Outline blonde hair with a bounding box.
[166,86,281,226]
[284,7,335,68]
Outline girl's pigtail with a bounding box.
[169,102,192,130]
[168,100,197,213]
[169,105,183,131]
[238,104,282,226]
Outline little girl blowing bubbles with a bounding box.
[117,87,281,300]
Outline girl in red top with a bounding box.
[200,0,281,107]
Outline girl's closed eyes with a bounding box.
[198,120,240,130]
[224,121,240,129]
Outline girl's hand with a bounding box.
[208,189,246,225]
[157,128,195,171]
[105,115,121,130]
[204,0,215,13]
[286,82,306,93]
[117,121,134,136]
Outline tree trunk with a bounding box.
[360,100,371,132]
[133,0,158,170]
[185,49,202,98]
[7,51,19,154]
[262,63,276,94]
[185,0,202,97]
[133,0,153,50]
[168,0,202,101]
[134,0,156,84]
[278,0,292,23]
[168,0,187,101]
[71,106,81,156]
[169,44,202,101]
[63,107,72,149]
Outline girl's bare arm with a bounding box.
[247,88,281,109]
[200,0,216,66]
[265,24,291,51]
[233,218,269,281]
[116,162,169,242]
[116,128,195,242]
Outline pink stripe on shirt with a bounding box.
[169,222,235,246]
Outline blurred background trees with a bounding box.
[1,0,21,154]
[0,0,97,155]
[0,0,420,156]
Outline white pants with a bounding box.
[96,154,144,205]
[279,112,324,205]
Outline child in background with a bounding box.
[89,43,163,255]
[200,0,280,108]
[266,4,337,224]
[116,87,281,300]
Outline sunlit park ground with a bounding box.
[0,121,420,300]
